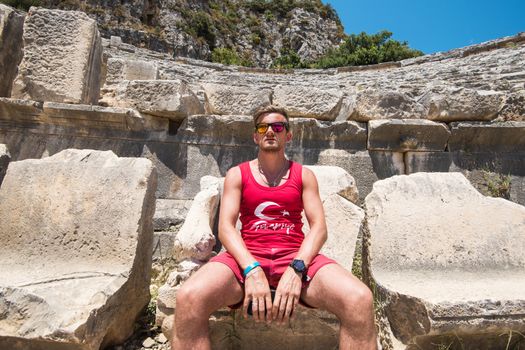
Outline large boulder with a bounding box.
[0,149,157,349]
[0,4,24,97]
[364,172,525,349]
[11,8,102,104]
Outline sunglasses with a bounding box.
[255,122,289,134]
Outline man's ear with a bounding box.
[286,131,293,143]
[253,132,259,144]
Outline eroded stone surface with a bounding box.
[0,149,157,349]
[203,83,271,115]
[364,172,525,347]
[0,5,24,98]
[112,80,204,119]
[11,8,102,104]
[368,119,450,152]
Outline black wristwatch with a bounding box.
[289,259,307,278]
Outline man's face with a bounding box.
[253,112,292,152]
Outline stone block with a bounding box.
[315,149,378,204]
[367,119,450,152]
[113,80,204,120]
[273,84,343,120]
[448,121,525,152]
[0,143,10,186]
[203,83,271,115]
[11,8,102,104]
[175,114,254,146]
[304,165,358,203]
[173,184,220,262]
[0,149,157,349]
[350,90,426,121]
[0,5,24,97]
[153,199,193,231]
[0,97,44,122]
[105,58,158,84]
[364,172,525,347]
[421,87,504,122]
[289,118,367,151]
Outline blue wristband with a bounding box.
[243,261,261,277]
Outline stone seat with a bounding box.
[0,149,157,350]
[364,172,525,349]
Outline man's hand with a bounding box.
[243,267,273,322]
[272,267,302,324]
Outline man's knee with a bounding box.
[176,280,209,314]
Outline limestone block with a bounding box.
[364,172,525,347]
[304,165,358,203]
[303,193,364,269]
[0,97,44,122]
[42,101,148,131]
[498,92,525,122]
[0,143,10,186]
[113,80,204,120]
[105,58,158,84]
[173,186,219,262]
[367,119,450,152]
[0,149,157,349]
[175,114,254,146]
[11,8,102,104]
[0,5,24,97]
[421,87,504,122]
[448,121,525,152]
[289,118,367,151]
[203,83,271,115]
[273,84,343,120]
[350,90,426,121]
[153,199,193,231]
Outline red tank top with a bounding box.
[239,161,304,250]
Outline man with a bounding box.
[172,105,377,349]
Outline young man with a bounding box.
[172,106,377,349]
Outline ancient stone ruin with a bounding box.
[1,4,524,349]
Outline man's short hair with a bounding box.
[252,105,289,125]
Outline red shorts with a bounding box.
[210,247,336,289]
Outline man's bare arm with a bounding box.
[218,166,273,322]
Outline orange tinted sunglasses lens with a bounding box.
[255,122,288,134]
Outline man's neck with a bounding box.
[256,151,287,175]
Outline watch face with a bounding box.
[292,259,306,273]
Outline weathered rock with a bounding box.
[0,5,24,97]
[273,84,343,120]
[112,80,204,120]
[203,83,271,115]
[0,97,44,122]
[105,58,159,84]
[0,149,157,350]
[364,172,525,348]
[304,165,359,203]
[351,90,426,121]
[153,199,193,231]
[498,92,525,121]
[368,119,450,152]
[0,143,10,186]
[448,121,525,152]
[11,7,102,104]
[303,193,364,269]
[421,87,504,122]
[172,183,219,262]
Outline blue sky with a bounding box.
[322,0,525,54]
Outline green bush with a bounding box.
[211,47,253,67]
[0,0,41,11]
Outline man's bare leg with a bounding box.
[171,262,243,350]
[301,264,377,349]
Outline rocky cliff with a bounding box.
[36,0,344,67]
